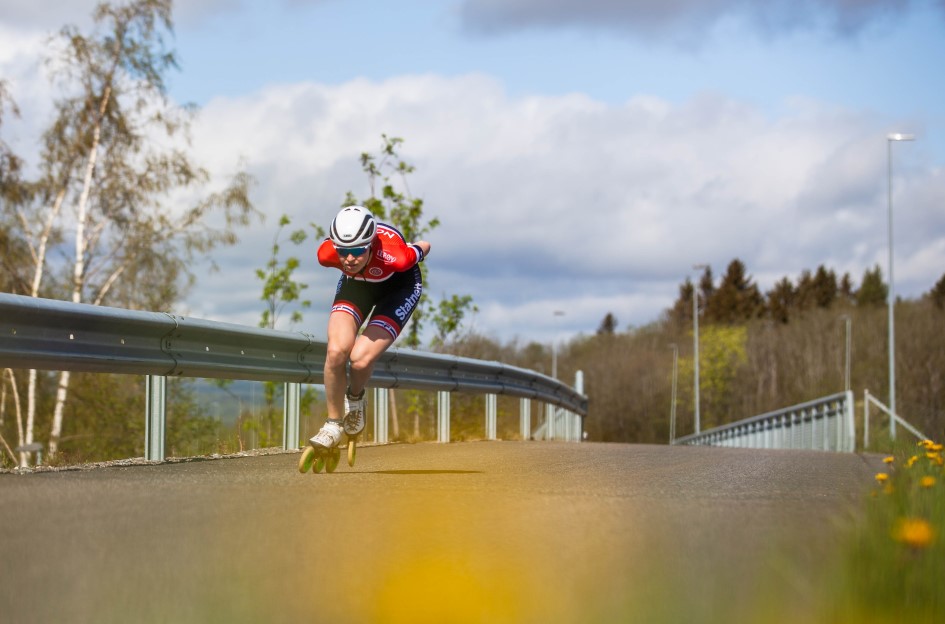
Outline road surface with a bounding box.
[0,442,883,623]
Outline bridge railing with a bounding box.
[673,391,855,453]
[0,294,587,462]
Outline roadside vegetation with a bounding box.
[815,438,944,623]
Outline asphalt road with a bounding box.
[0,442,883,623]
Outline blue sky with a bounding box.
[2,0,944,351]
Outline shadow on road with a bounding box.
[369,469,482,475]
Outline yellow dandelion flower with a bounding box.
[919,439,933,449]
[892,518,935,549]
[926,452,940,461]
[883,456,895,464]
[920,476,936,488]
[906,455,919,468]
[875,472,889,483]
[932,443,944,452]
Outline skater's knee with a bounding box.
[348,354,375,376]
[325,344,351,371]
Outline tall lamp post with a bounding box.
[886,132,914,441]
[839,315,851,393]
[669,343,678,444]
[692,264,708,434]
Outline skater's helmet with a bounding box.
[329,206,376,249]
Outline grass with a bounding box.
[822,438,944,623]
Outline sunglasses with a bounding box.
[335,244,371,258]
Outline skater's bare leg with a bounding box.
[324,312,359,422]
[347,325,396,395]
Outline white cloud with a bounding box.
[171,73,943,344]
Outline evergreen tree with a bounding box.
[597,313,618,335]
[927,273,945,310]
[857,265,887,308]
[794,270,816,311]
[811,265,838,308]
[839,272,856,305]
[767,277,795,324]
[668,278,695,329]
[705,259,764,324]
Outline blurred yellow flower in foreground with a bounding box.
[875,473,889,483]
[883,456,895,464]
[892,518,935,549]
[920,476,936,488]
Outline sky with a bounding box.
[2,0,944,349]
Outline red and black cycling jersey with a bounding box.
[317,223,423,282]
[318,222,425,339]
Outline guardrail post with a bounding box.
[374,388,389,444]
[864,389,871,450]
[520,398,531,440]
[485,394,497,440]
[437,390,450,443]
[145,375,166,461]
[546,403,556,440]
[574,370,584,442]
[841,391,853,452]
[283,382,300,450]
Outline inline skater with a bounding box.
[300,205,430,472]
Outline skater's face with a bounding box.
[335,243,372,273]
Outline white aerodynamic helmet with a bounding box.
[329,206,376,248]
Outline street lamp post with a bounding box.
[692,264,708,434]
[886,132,914,441]
[669,343,678,444]
[839,315,851,393]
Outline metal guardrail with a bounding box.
[863,389,927,448]
[674,391,855,453]
[0,293,588,461]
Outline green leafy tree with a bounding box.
[257,214,319,331]
[248,214,322,447]
[344,134,441,347]
[431,294,478,349]
[2,1,257,462]
[677,325,748,429]
[344,134,475,438]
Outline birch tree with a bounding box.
[4,1,257,462]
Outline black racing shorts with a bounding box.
[330,265,423,339]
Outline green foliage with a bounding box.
[926,272,945,310]
[256,214,320,330]
[431,294,478,348]
[704,259,764,324]
[345,134,475,350]
[857,265,888,308]
[676,325,748,430]
[827,441,945,622]
[38,373,226,464]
